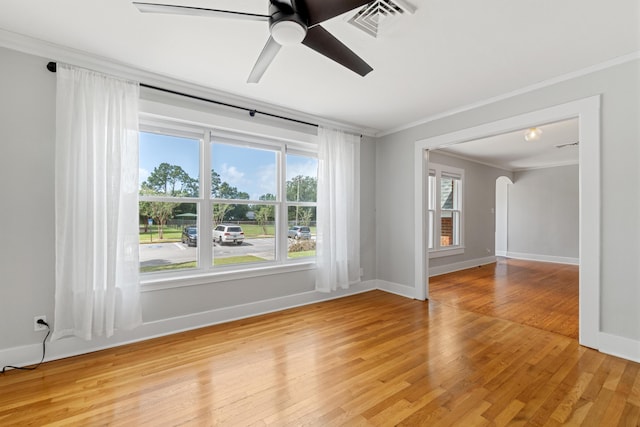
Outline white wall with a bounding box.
[376,59,640,348]
[507,165,579,263]
[0,46,377,366]
[427,151,512,272]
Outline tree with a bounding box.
[298,207,314,226]
[286,175,317,203]
[139,188,179,240]
[211,169,250,220]
[255,205,274,235]
[144,162,198,197]
[286,175,317,224]
[212,204,231,226]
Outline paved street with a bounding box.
[139,238,277,268]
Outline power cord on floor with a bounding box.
[2,319,51,373]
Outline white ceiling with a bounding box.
[437,118,579,171]
[0,0,638,136]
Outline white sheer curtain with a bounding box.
[316,127,361,292]
[52,64,142,341]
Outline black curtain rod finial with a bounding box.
[47,61,57,72]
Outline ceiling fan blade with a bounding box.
[247,36,282,83]
[304,0,372,26]
[302,25,372,77]
[133,2,270,22]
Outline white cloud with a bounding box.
[219,163,245,186]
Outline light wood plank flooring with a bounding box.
[429,258,579,339]
[1,287,638,425]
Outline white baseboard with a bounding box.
[495,250,507,257]
[504,251,579,265]
[375,279,418,299]
[598,332,640,363]
[1,281,377,370]
[428,256,496,277]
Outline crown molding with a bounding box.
[378,50,640,138]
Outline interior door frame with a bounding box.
[413,95,600,350]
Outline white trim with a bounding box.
[380,51,639,137]
[512,159,579,172]
[428,257,496,277]
[438,150,579,173]
[429,247,465,259]
[0,281,377,370]
[141,262,316,291]
[414,149,428,300]
[504,252,579,266]
[414,95,601,350]
[598,333,640,363]
[375,280,417,299]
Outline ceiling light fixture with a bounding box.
[270,20,307,46]
[524,127,543,141]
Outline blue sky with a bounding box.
[139,132,317,200]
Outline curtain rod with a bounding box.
[46,61,319,128]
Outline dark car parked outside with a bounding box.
[181,226,198,247]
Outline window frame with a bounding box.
[138,119,318,290]
[428,162,465,258]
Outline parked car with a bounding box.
[213,224,244,245]
[288,226,311,240]
[181,226,198,247]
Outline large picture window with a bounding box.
[138,124,317,278]
[428,163,464,256]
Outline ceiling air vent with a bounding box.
[348,0,416,38]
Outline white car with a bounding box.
[213,224,244,245]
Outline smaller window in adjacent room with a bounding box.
[428,163,464,257]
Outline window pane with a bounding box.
[286,154,318,202]
[212,204,275,266]
[139,202,197,273]
[211,142,277,200]
[287,206,316,259]
[428,210,434,249]
[139,132,199,197]
[428,175,436,210]
[440,175,461,209]
[440,210,460,247]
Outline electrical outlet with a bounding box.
[34,315,47,332]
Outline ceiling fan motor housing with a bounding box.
[269,0,308,45]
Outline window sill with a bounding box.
[140,261,316,292]
[429,247,465,259]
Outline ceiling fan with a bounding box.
[133,0,374,83]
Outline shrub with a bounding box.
[288,240,316,252]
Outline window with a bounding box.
[428,163,464,256]
[138,123,317,278]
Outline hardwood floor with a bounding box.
[429,258,579,339]
[1,288,639,425]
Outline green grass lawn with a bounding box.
[140,255,267,273]
[139,225,183,243]
[287,250,316,258]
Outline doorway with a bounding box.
[413,96,600,349]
